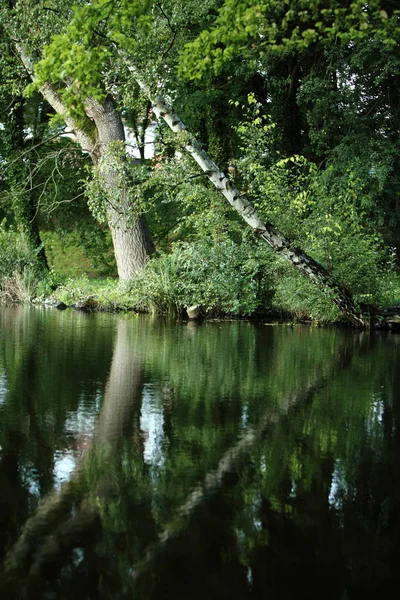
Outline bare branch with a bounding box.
[0,132,82,177]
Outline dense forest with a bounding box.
[0,0,399,325]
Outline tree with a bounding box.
[0,28,50,272]
[2,0,399,322]
[175,0,400,322]
[0,0,155,281]
[0,36,115,280]
[0,97,49,271]
[180,0,400,252]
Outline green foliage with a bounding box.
[129,238,274,316]
[297,38,400,246]
[233,100,395,319]
[49,276,128,309]
[126,249,185,315]
[380,271,400,307]
[0,221,42,302]
[179,0,400,79]
[47,237,273,316]
[23,0,153,115]
[50,273,95,305]
[40,229,116,278]
[272,227,388,322]
[1,0,398,317]
[0,222,36,278]
[85,147,243,249]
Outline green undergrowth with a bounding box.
[48,239,275,316]
[2,224,400,320]
[48,275,130,310]
[40,230,116,277]
[45,260,400,321]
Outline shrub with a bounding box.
[273,229,394,322]
[0,222,41,302]
[129,238,274,316]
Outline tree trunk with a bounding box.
[131,335,357,580]
[1,317,145,591]
[96,318,144,445]
[84,96,155,280]
[129,66,366,327]
[268,57,304,157]
[16,46,154,281]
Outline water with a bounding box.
[0,306,399,599]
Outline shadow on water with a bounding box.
[0,308,399,599]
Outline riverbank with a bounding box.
[21,275,399,332]
[30,275,290,321]
[2,270,400,330]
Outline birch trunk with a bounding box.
[130,334,359,581]
[130,68,366,327]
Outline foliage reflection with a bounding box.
[0,308,398,599]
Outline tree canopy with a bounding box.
[0,0,399,323]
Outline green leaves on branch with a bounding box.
[179,0,400,79]
[232,97,393,318]
[27,0,153,114]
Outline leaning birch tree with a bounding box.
[5,0,398,324]
[128,66,367,327]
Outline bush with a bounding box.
[0,222,40,302]
[273,229,394,322]
[129,238,274,316]
[231,100,399,321]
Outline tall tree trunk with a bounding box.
[129,66,366,327]
[85,97,155,280]
[1,317,145,592]
[96,318,144,445]
[16,46,154,281]
[268,57,304,157]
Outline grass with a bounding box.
[45,276,128,310]
[40,230,116,278]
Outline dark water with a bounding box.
[0,307,399,599]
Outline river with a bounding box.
[0,306,399,599]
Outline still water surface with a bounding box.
[0,306,399,599]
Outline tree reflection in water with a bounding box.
[0,310,399,599]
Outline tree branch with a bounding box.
[15,43,96,158]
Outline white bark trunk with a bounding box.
[130,67,366,327]
[130,343,343,580]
